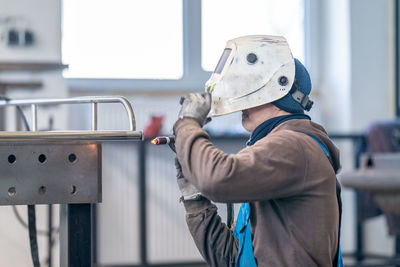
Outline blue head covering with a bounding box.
[273,58,311,113]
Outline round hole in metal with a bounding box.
[8,187,16,196]
[8,154,16,164]
[38,186,46,195]
[70,185,77,195]
[38,154,47,163]
[68,153,77,163]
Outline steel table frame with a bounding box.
[0,96,143,267]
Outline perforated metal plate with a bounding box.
[0,142,101,205]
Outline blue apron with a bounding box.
[233,203,257,267]
[233,134,344,267]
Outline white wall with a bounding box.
[307,0,352,133]
[350,0,395,131]
[350,0,396,256]
[0,1,67,266]
[308,0,395,132]
[0,0,61,62]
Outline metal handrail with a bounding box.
[0,96,143,141]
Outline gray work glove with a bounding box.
[178,93,211,126]
[175,157,201,201]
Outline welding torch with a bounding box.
[151,135,176,152]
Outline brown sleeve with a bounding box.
[183,197,238,267]
[174,118,307,203]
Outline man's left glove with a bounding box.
[175,157,201,201]
[178,93,211,126]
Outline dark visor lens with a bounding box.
[214,48,232,74]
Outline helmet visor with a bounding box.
[214,48,232,74]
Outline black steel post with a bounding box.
[396,236,400,267]
[60,204,92,267]
[48,204,53,267]
[355,193,364,263]
[139,141,148,266]
[354,136,364,263]
[92,204,97,265]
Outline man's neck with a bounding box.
[252,106,291,129]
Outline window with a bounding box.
[63,0,307,92]
[202,0,305,71]
[62,0,183,79]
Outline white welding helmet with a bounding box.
[205,35,295,117]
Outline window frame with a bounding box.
[67,0,309,93]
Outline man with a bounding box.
[173,35,343,266]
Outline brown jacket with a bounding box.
[174,118,341,267]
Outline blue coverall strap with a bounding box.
[233,203,257,267]
[306,134,344,267]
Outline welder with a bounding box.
[173,35,343,266]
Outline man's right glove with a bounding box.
[178,93,211,126]
[175,157,201,201]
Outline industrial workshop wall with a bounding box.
[0,0,67,266]
[348,0,396,256]
[349,0,396,131]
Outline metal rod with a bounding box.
[92,103,98,131]
[0,130,143,141]
[0,96,136,131]
[31,104,37,132]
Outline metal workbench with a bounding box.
[0,96,143,267]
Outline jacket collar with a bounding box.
[246,114,311,146]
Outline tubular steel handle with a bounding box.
[0,96,137,131]
[0,131,143,142]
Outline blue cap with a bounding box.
[273,58,312,113]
